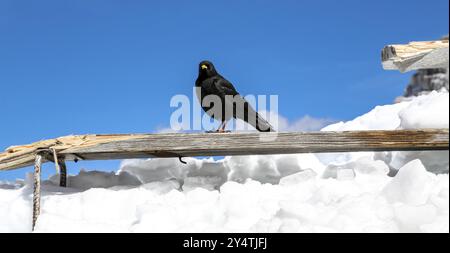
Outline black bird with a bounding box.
[195,60,274,132]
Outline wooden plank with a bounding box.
[0,129,448,171]
[0,134,150,171]
[382,39,449,72]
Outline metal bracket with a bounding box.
[179,156,187,164]
[49,148,67,187]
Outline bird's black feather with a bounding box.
[195,60,274,132]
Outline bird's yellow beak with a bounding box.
[201,64,208,70]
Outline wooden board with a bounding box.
[382,39,449,72]
[0,129,448,171]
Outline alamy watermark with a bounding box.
[169,87,279,140]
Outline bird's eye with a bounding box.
[201,64,208,70]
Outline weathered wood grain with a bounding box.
[32,154,42,231]
[58,158,67,187]
[0,129,448,171]
[382,39,449,72]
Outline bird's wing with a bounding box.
[212,77,274,132]
[234,96,274,132]
[212,76,239,97]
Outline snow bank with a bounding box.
[0,158,447,232]
[0,91,448,233]
[319,91,449,173]
[398,92,449,129]
[322,91,448,131]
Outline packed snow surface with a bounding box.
[0,91,448,232]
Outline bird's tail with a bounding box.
[254,112,275,132]
[235,97,275,132]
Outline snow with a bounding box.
[279,169,317,186]
[0,91,448,232]
[398,92,449,129]
[382,159,436,205]
[318,91,449,173]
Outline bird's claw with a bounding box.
[205,130,231,133]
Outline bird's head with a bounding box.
[198,60,218,77]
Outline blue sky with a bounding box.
[0,0,448,181]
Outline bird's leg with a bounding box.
[215,121,225,132]
[205,121,230,133]
[205,121,225,133]
[217,120,230,133]
[220,120,227,131]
